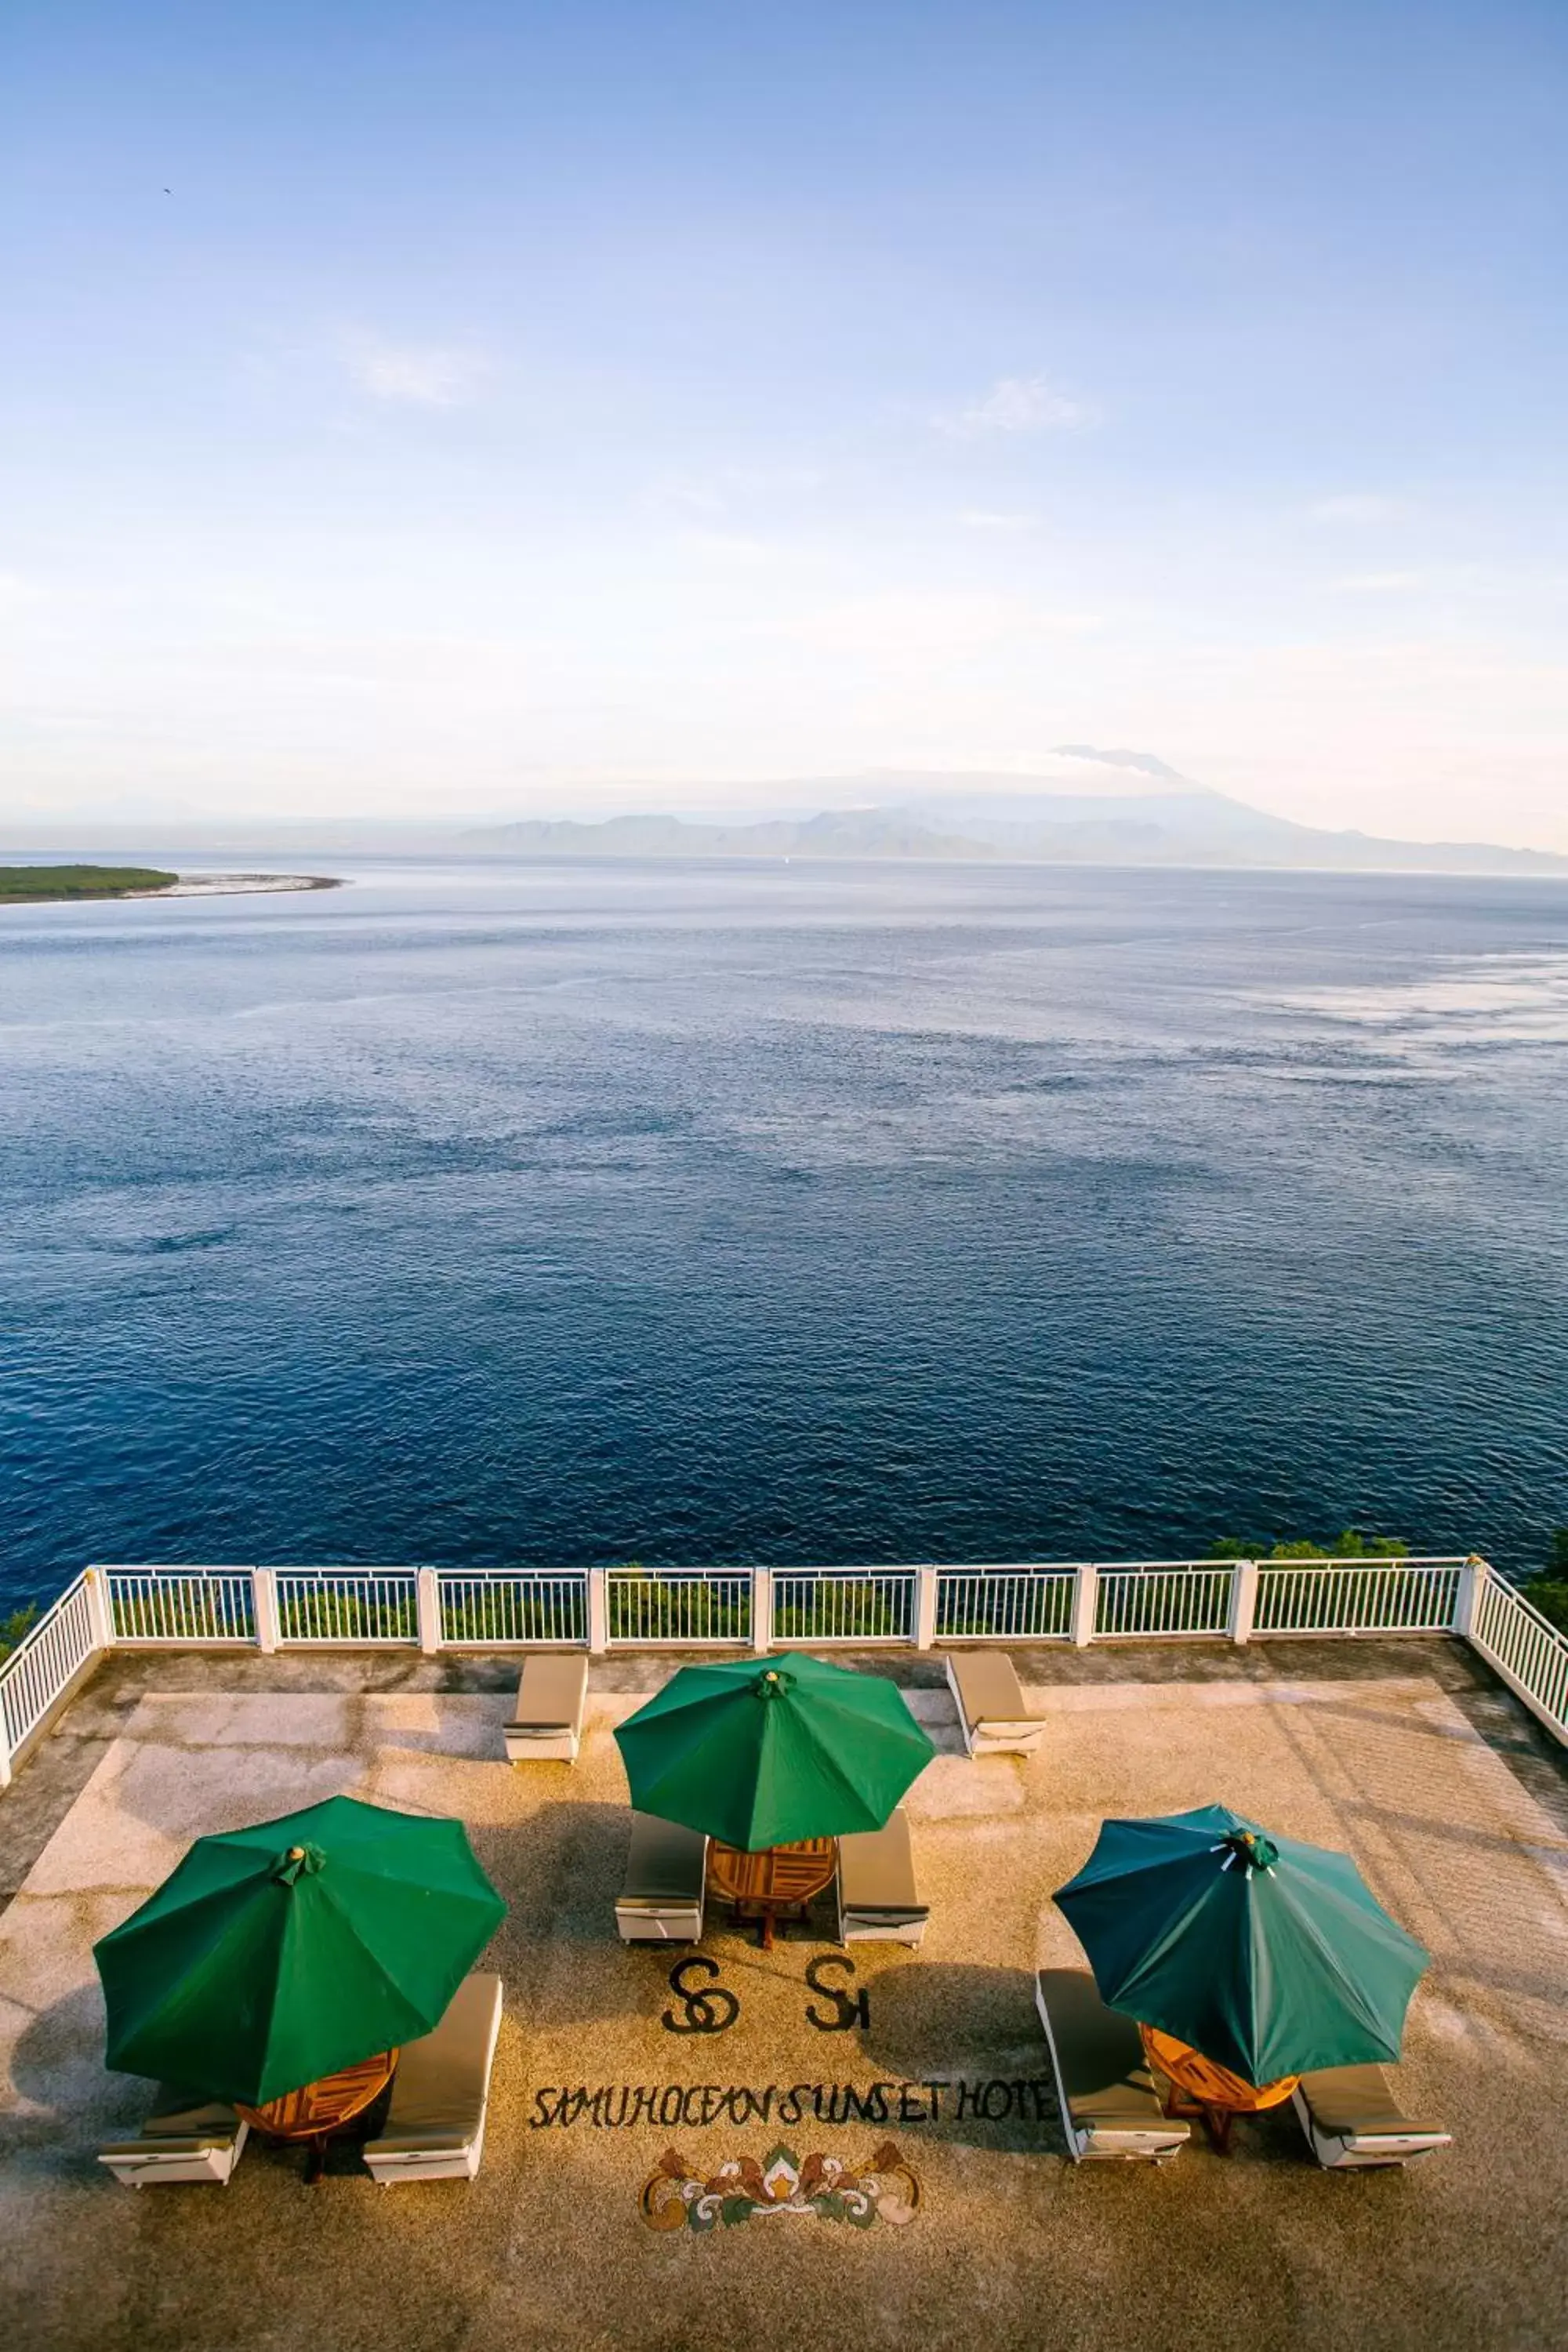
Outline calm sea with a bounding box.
[2,857,1565,1609]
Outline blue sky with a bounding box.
[3,1,1566,841]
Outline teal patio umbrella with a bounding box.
[1053,1802,1430,2085]
[615,1651,935,1850]
[95,1793,506,2107]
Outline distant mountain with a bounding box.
[462,752,1568,874]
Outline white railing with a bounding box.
[606,1570,752,1648]
[5,1548,1561,1796]
[772,1569,917,1646]
[274,1570,419,1646]
[1468,1571,1568,1744]
[108,1567,256,1645]
[0,1572,99,1764]
[438,1572,587,1648]
[937,1566,1076,1642]
[1256,1557,1462,1635]
[1095,1562,1235,1639]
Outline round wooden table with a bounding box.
[707,1838,837,1949]
[236,2049,397,2183]
[1139,2026,1298,2154]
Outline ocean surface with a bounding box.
[2,857,1565,1610]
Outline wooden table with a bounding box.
[1139,2025,1298,2154]
[707,1838,837,1949]
[236,2049,397,2183]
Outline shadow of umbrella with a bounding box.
[855,1959,1058,2152]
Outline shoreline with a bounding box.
[0,872,345,906]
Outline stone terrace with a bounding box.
[1,1640,1565,2352]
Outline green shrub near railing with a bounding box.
[607,1565,751,1643]
[0,1606,38,1664]
[437,1585,587,1646]
[274,1585,417,1643]
[772,1578,912,1642]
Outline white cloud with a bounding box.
[347,337,488,407]
[957,508,1036,532]
[1309,494,1407,524]
[935,374,1095,438]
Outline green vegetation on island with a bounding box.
[0,865,176,903]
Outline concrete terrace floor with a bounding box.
[1,1640,1566,2352]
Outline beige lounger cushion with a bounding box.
[1035,1969,1189,2159]
[618,1812,708,1907]
[946,1652,1042,1748]
[837,1809,924,1918]
[98,2085,249,2183]
[1294,2065,1439,2140]
[1294,2064,1450,2165]
[369,1972,503,2150]
[506,1654,588,1733]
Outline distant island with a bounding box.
[461,754,1568,877]
[0,866,341,905]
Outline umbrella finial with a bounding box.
[271,1842,327,1885]
[1220,1828,1279,1875]
[753,1664,793,1700]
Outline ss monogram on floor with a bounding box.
[659,1954,870,2035]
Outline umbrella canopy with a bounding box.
[95,1793,506,2107]
[1053,1802,1430,2085]
[614,1650,935,1850]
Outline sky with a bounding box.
[2,1,1566,844]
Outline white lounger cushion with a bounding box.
[615,1812,708,1941]
[837,1808,927,1945]
[1036,1969,1189,2163]
[946,1653,1046,1757]
[98,2086,249,2187]
[362,1972,503,2183]
[1293,2066,1451,2169]
[503,1654,589,1762]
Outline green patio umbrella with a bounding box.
[614,1650,936,1850]
[94,1794,506,2107]
[1053,1802,1430,2085]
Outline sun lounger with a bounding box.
[1292,2065,1451,2169]
[836,1807,928,1946]
[97,2085,249,2187]
[1035,1969,1190,2162]
[615,1810,708,1941]
[946,1652,1046,1758]
[503,1653,589,1762]
[362,1972,503,2184]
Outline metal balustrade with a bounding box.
[1469,1571,1568,1741]
[274,1570,419,1646]
[0,1573,97,1756]
[108,1567,256,1645]
[1095,1563,1235,1638]
[1255,1558,1461,1635]
[936,1566,1076,1642]
[773,1569,917,1646]
[438,1573,588,1647]
[4,1548,1562,1799]
[606,1570,752,1647]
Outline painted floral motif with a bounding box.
[640,2140,920,2230]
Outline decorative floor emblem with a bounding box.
[641,2140,920,2230]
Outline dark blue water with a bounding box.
[2,858,1565,1607]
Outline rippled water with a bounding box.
[2,858,1565,1606]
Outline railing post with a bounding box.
[1453,1554,1489,1640]
[751,1568,773,1654]
[416,1567,442,1656]
[0,1708,11,1790]
[1229,1559,1258,1646]
[252,1568,281,1655]
[915,1566,938,1651]
[587,1567,608,1656]
[85,1566,116,1652]
[1071,1565,1098,1648]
